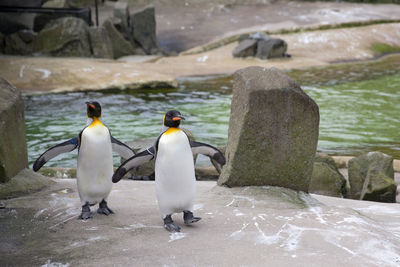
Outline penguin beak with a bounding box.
[172,116,185,121]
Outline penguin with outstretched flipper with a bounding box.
[112,110,225,232]
[33,101,135,220]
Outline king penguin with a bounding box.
[112,110,226,232]
[33,101,135,220]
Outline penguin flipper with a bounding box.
[189,140,226,166]
[33,137,79,172]
[112,147,155,183]
[110,136,136,160]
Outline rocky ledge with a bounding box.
[1,23,400,94]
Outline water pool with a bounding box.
[24,58,400,168]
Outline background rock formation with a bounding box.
[233,32,288,59]
[348,151,396,202]
[309,154,347,197]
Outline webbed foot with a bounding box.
[79,202,93,220]
[183,210,201,224]
[97,200,114,216]
[163,215,181,232]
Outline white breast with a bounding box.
[77,125,113,205]
[155,129,196,217]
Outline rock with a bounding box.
[33,12,91,32]
[332,156,353,168]
[218,67,319,192]
[103,18,136,59]
[88,26,114,59]
[4,30,36,55]
[348,152,396,202]
[34,17,91,57]
[233,32,288,59]
[17,29,37,43]
[309,154,347,197]
[0,13,29,35]
[238,33,251,42]
[0,169,53,199]
[256,38,288,59]
[0,78,28,182]
[232,39,257,58]
[113,1,130,27]
[33,14,66,32]
[130,5,158,54]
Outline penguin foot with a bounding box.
[97,207,114,215]
[183,211,201,224]
[79,202,93,220]
[79,211,93,220]
[163,215,181,232]
[97,200,114,216]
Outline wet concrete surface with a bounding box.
[1,178,400,266]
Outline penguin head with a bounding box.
[163,110,185,128]
[86,101,102,118]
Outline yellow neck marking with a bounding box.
[164,127,181,135]
[88,117,104,128]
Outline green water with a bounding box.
[24,59,400,168]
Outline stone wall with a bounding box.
[0,78,28,182]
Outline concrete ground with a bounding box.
[1,176,400,266]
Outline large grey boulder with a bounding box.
[103,18,136,59]
[309,154,347,197]
[348,152,396,202]
[4,30,37,55]
[256,38,288,59]
[0,78,28,182]
[232,39,257,58]
[88,26,114,59]
[218,67,319,192]
[34,17,91,57]
[130,5,158,54]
